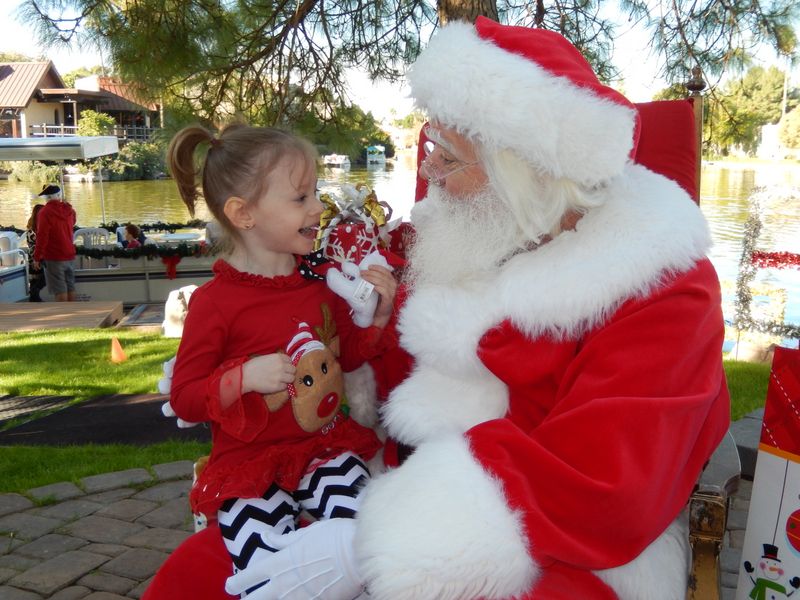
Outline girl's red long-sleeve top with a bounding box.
[171,260,394,517]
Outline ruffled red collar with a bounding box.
[212,259,307,288]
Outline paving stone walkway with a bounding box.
[0,462,195,599]
[0,413,763,599]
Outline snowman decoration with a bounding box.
[743,543,800,600]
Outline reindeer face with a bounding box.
[289,345,344,432]
[262,344,344,433]
[262,313,345,433]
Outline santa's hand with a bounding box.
[225,519,363,600]
[327,261,380,328]
[158,357,200,429]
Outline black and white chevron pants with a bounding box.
[217,451,369,579]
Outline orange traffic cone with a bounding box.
[110,337,128,363]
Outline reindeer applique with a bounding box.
[263,308,345,433]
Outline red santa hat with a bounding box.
[407,17,640,187]
[285,322,325,365]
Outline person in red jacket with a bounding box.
[32,184,77,302]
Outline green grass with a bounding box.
[0,441,211,495]
[0,328,776,493]
[0,328,180,401]
[724,358,771,421]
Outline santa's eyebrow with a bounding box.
[425,126,458,157]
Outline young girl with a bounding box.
[167,124,397,592]
[124,224,142,249]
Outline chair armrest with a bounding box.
[687,430,740,600]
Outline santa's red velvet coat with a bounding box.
[354,163,730,600]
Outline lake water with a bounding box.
[1,154,799,342]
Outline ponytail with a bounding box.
[167,126,215,217]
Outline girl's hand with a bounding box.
[360,265,397,329]
[242,353,296,394]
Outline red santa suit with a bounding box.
[352,18,730,600]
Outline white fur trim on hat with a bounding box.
[408,20,637,186]
[285,321,324,362]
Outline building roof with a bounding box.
[0,62,65,109]
[96,77,158,112]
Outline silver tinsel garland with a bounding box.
[732,186,800,340]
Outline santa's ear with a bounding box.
[263,390,289,412]
[223,196,254,231]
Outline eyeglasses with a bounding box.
[419,125,479,185]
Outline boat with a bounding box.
[0,136,215,305]
[65,228,215,304]
[366,145,386,165]
[322,154,351,169]
[0,231,29,303]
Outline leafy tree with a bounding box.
[295,102,395,163]
[76,109,116,136]
[393,111,427,130]
[19,0,799,126]
[62,65,106,87]
[105,142,165,180]
[780,108,800,149]
[703,66,797,156]
[0,52,37,62]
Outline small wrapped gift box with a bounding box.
[316,184,391,265]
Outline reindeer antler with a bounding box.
[315,303,338,345]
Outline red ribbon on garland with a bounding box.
[162,255,182,279]
[751,251,800,270]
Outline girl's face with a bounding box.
[248,156,323,256]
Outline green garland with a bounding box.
[98,219,207,234]
[75,241,211,259]
[0,220,207,236]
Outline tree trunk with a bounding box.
[437,0,497,25]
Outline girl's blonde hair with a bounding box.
[167,123,317,240]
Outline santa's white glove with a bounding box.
[157,356,200,429]
[326,251,391,328]
[225,518,364,600]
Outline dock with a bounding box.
[0,301,124,332]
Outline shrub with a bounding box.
[103,141,165,180]
[76,110,116,136]
[6,161,63,184]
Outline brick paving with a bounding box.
[0,416,762,599]
[0,462,194,599]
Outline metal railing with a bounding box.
[28,124,159,141]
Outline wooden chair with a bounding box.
[688,431,741,599]
[628,97,741,600]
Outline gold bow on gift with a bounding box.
[314,185,389,251]
[358,185,387,229]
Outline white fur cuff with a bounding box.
[354,435,537,599]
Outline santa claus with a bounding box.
[157,16,731,600]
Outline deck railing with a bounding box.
[28,124,159,142]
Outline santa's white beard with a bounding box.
[405,185,528,289]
